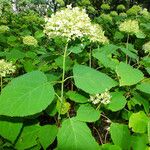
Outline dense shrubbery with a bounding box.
[0,2,150,150]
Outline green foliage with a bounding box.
[73,64,117,94]
[57,118,99,150]
[76,104,101,122]
[0,71,55,117]
[110,123,131,150]
[129,111,149,133]
[116,62,144,86]
[0,2,150,149]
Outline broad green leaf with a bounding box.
[55,56,73,71]
[116,62,144,86]
[0,71,55,117]
[131,134,148,150]
[57,118,99,150]
[38,125,58,150]
[93,48,119,70]
[0,119,22,143]
[148,119,150,144]
[110,123,131,150]
[132,93,149,114]
[73,65,117,94]
[119,47,138,59]
[101,144,122,150]
[6,49,25,61]
[34,30,45,39]
[107,92,127,111]
[135,31,146,39]
[76,104,101,122]
[136,81,150,94]
[66,91,88,103]
[68,44,84,54]
[15,124,39,150]
[129,111,149,133]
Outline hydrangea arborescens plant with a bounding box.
[119,19,140,35]
[0,59,16,90]
[44,5,108,118]
[0,59,16,77]
[23,35,38,46]
[44,5,108,43]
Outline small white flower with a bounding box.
[0,59,16,77]
[89,89,111,105]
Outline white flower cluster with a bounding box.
[89,90,111,105]
[44,5,108,44]
[0,59,16,77]
[0,25,9,33]
[23,36,38,46]
[143,41,150,53]
[119,19,140,35]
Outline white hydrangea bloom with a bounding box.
[44,5,108,44]
[119,19,140,35]
[143,41,150,53]
[89,89,111,105]
[23,36,38,46]
[0,59,16,77]
[0,25,9,33]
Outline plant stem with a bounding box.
[126,34,129,64]
[0,76,2,93]
[58,41,69,119]
[89,47,92,67]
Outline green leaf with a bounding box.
[107,92,127,111]
[73,65,117,94]
[76,104,101,122]
[116,62,144,86]
[0,119,22,143]
[68,44,84,54]
[130,134,148,150]
[55,56,73,71]
[129,111,149,133]
[15,124,39,150]
[119,47,138,59]
[148,119,150,144]
[135,31,146,39]
[136,81,150,94]
[34,30,45,39]
[110,123,131,150]
[93,48,119,70]
[101,144,122,150]
[0,71,55,117]
[132,93,149,114]
[66,91,88,103]
[38,125,58,150]
[57,118,99,150]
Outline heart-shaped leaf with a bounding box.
[0,71,55,117]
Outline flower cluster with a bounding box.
[0,25,9,33]
[101,4,110,10]
[119,19,140,35]
[23,36,38,46]
[126,5,142,16]
[0,59,16,77]
[44,5,108,44]
[100,14,112,22]
[119,12,127,17]
[143,41,150,53]
[89,90,111,105]
[110,11,118,16]
[117,4,125,11]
